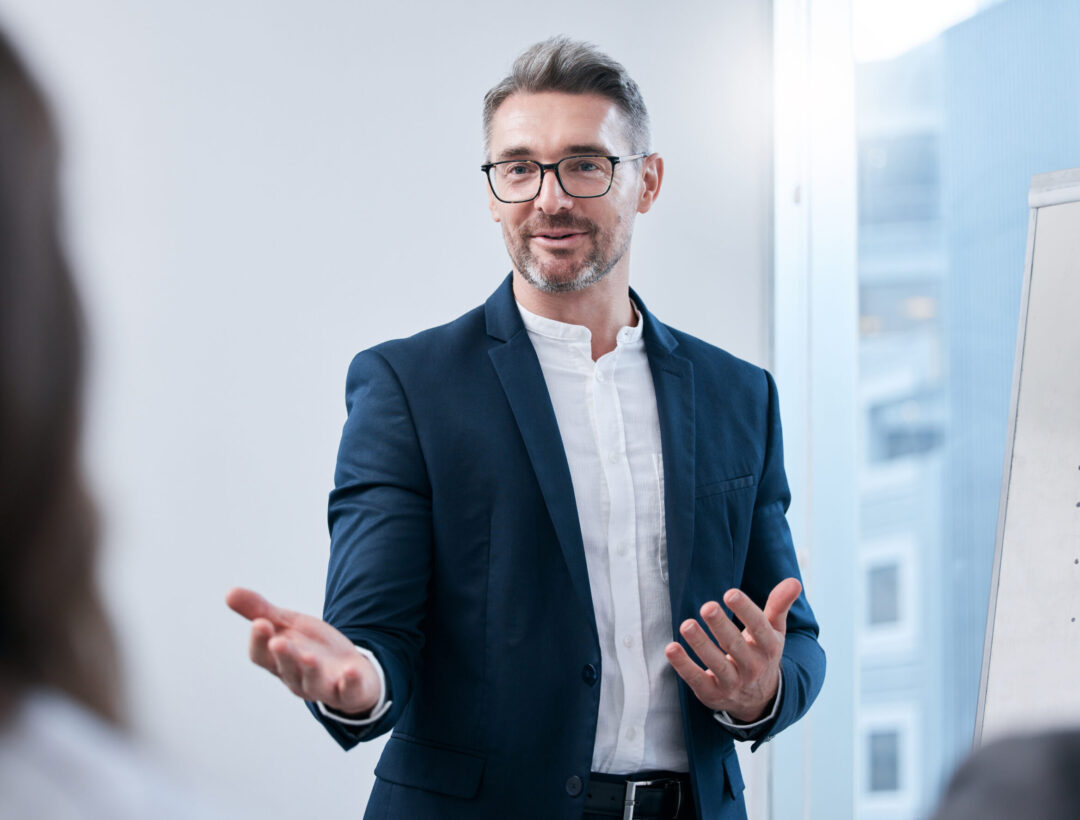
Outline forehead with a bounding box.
[488,91,631,159]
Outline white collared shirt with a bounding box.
[517,300,688,773]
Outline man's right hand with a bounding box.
[225,587,380,717]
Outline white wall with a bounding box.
[0,2,774,816]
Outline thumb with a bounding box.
[763,578,802,635]
[226,587,294,627]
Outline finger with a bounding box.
[293,642,371,707]
[268,636,307,696]
[762,578,803,635]
[226,587,271,621]
[248,618,279,673]
[664,641,719,699]
[699,601,756,669]
[678,619,739,689]
[226,587,297,629]
[323,657,378,715]
[298,648,337,704]
[723,588,781,655]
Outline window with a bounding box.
[867,564,899,626]
[772,0,1080,817]
[858,704,920,818]
[868,729,901,791]
[859,535,917,656]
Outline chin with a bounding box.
[521,262,608,294]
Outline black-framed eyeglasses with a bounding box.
[481,153,648,203]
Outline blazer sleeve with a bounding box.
[737,369,826,750]
[305,348,433,749]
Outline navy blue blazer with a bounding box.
[308,275,825,819]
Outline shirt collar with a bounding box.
[515,299,644,345]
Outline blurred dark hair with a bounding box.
[930,730,1080,820]
[0,29,121,724]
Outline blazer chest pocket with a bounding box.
[696,474,756,498]
[374,734,486,798]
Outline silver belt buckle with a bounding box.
[623,777,683,820]
[623,779,651,820]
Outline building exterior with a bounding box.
[853,1,1080,816]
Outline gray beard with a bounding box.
[518,249,612,293]
[510,219,630,294]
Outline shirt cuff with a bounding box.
[315,645,392,727]
[713,670,783,730]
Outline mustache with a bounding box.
[521,215,596,236]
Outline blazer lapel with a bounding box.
[485,276,598,641]
[634,289,697,614]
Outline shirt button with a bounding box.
[565,775,583,796]
[622,635,634,648]
[594,370,604,383]
[607,452,620,464]
[616,543,629,557]
[625,727,637,741]
[582,664,598,686]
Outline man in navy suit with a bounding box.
[228,37,824,819]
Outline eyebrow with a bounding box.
[494,143,614,161]
[565,144,613,156]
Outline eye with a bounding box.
[502,162,537,177]
[564,157,605,174]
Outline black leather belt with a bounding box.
[584,771,692,819]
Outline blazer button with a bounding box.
[565,775,583,796]
[582,664,598,686]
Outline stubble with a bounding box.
[506,213,632,294]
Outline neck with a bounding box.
[512,269,637,360]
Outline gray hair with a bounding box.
[482,36,651,157]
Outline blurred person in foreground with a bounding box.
[0,28,214,820]
[928,730,1080,820]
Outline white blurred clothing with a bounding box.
[0,689,217,820]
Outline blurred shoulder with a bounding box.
[0,690,230,820]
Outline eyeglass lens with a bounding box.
[490,156,614,202]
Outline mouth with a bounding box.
[529,230,588,249]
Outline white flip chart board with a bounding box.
[975,168,1080,745]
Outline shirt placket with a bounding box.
[592,347,650,771]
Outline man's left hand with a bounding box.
[664,578,802,723]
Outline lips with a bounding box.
[530,232,588,250]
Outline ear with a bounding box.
[487,180,502,223]
[636,153,664,215]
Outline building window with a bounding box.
[859,535,918,657]
[858,704,920,817]
[868,729,901,792]
[867,563,901,626]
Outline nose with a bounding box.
[534,167,573,214]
